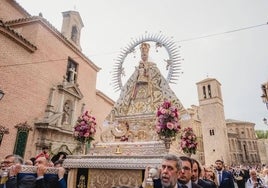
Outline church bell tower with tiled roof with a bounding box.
[61,11,84,51]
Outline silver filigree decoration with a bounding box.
[112,32,182,91]
[18,165,58,174]
[63,155,163,169]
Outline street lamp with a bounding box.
[261,83,268,110]
[261,82,268,126]
[261,94,268,110]
[0,89,4,101]
[264,118,268,125]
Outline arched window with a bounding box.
[208,84,212,98]
[14,122,32,157]
[71,25,78,43]
[203,86,206,99]
[209,129,215,136]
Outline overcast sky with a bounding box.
[17,0,268,130]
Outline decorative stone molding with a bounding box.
[0,125,9,134]
[15,121,32,131]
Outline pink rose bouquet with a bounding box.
[180,127,198,155]
[155,100,180,138]
[73,111,97,143]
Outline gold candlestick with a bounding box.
[115,145,122,154]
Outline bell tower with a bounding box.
[196,78,230,165]
[61,11,84,51]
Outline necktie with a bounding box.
[218,172,222,184]
[181,185,188,188]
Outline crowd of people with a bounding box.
[1,150,268,188]
[140,154,268,188]
[0,146,67,188]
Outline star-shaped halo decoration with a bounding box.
[112,32,183,91]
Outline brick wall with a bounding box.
[0,12,113,160]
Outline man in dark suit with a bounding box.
[0,154,66,188]
[0,154,36,188]
[215,159,235,188]
[191,158,216,188]
[141,154,183,188]
[35,156,66,188]
[178,156,202,188]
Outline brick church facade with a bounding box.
[0,0,113,160]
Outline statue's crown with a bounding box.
[140,42,150,54]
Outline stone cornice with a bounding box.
[35,122,73,135]
[58,83,83,100]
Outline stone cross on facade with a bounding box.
[68,67,77,83]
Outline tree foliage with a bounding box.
[255,130,268,139]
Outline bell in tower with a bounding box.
[61,11,84,51]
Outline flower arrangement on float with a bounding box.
[180,127,198,155]
[73,111,97,144]
[155,100,180,148]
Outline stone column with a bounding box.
[45,86,56,118]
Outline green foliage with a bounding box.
[255,130,268,139]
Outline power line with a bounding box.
[176,23,267,43]
[0,56,81,68]
[88,50,120,57]
[0,58,65,68]
[1,22,267,68]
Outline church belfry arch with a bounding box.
[203,86,206,99]
[61,11,84,50]
[71,25,78,43]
